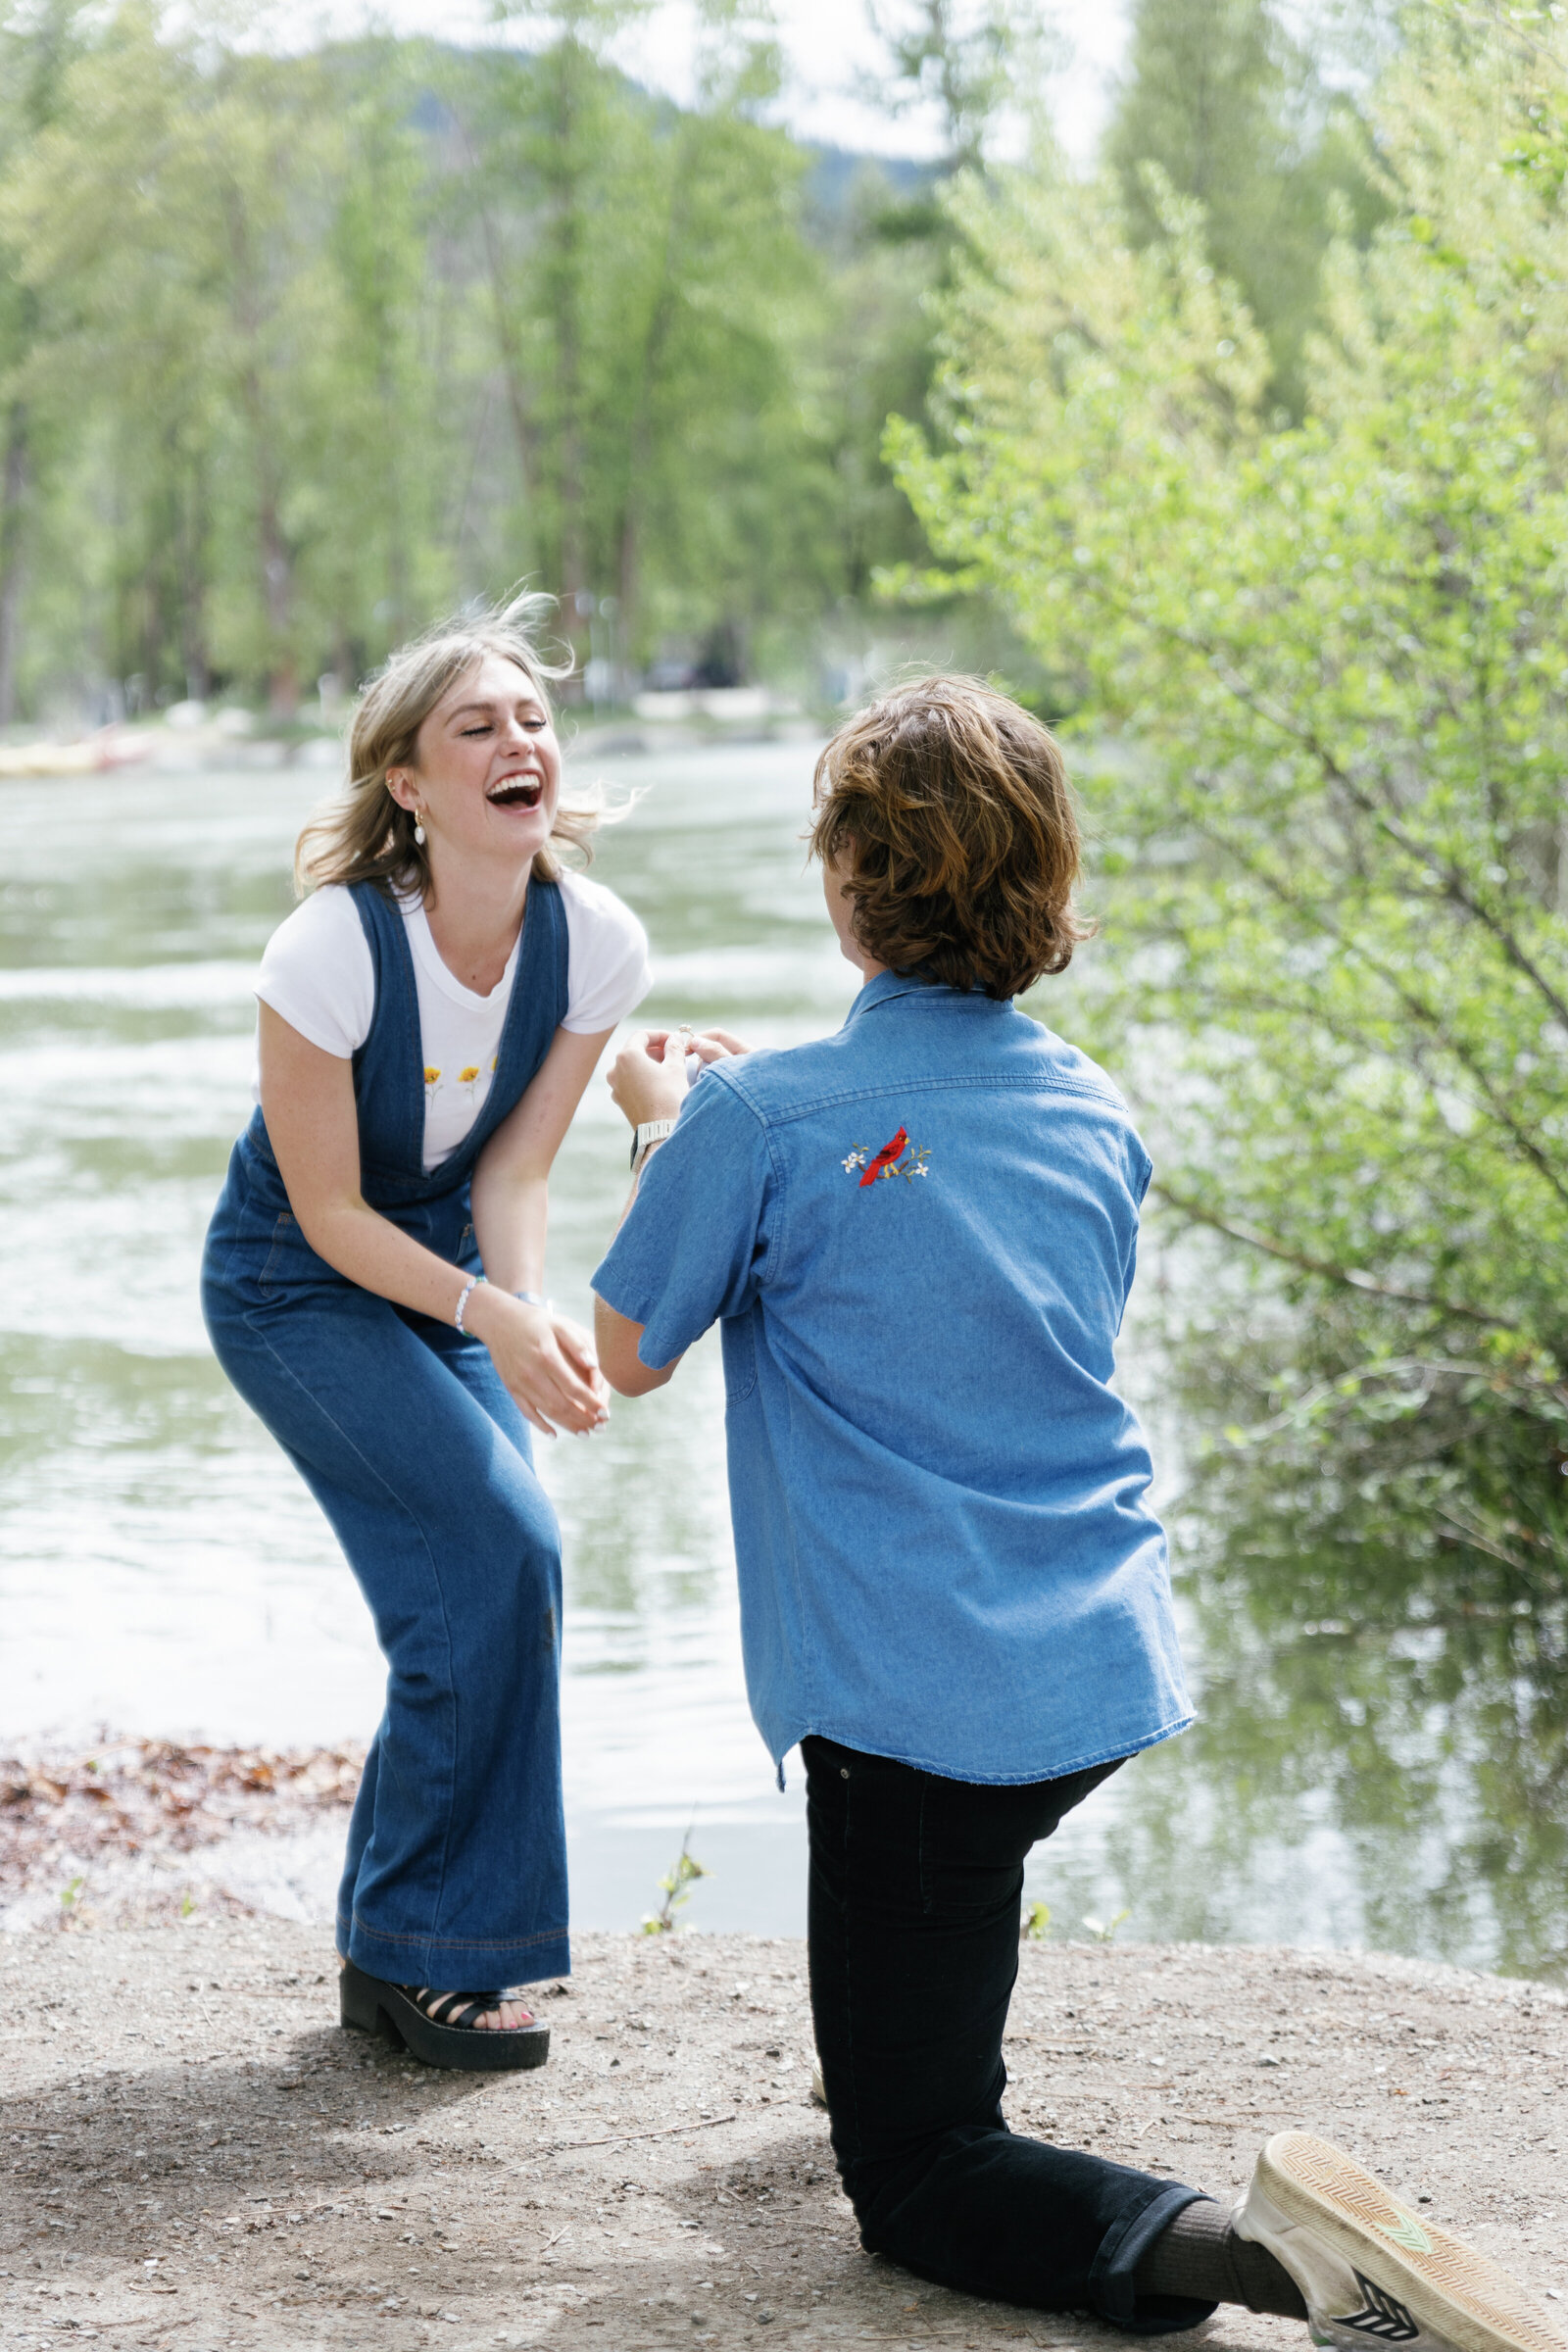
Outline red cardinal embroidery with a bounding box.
[858,1126,908,1187]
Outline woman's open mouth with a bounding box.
[486,777,543,810]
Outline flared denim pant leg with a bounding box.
[203,1270,569,1989]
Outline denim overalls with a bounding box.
[202,878,570,1989]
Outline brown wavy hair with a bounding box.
[809,676,1090,998]
[295,591,597,899]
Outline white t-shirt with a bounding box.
[254,872,652,1172]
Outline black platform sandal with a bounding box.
[340,1958,551,2072]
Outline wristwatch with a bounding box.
[630,1118,677,1170]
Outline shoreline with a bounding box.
[0,1740,367,1936]
[1,1924,1564,2352]
[0,1740,819,1944]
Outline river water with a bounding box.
[1,743,1562,1974]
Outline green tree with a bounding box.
[1105,0,1383,408]
[2,12,467,710]
[889,0,1568,1573]
[866,0,1034,179]
[0,0,86,721]
[0,0,1049,713]
[313,39,463,670]
[808,166,938,609]
[805,0,1048,682]
[458,0,652,631]
[447,1,831,673]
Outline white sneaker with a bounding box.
[1236,2132,1566,2352]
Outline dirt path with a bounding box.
[2,1926,1564,2352]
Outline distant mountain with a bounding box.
[801,142,935,216]
[347,36,937,231]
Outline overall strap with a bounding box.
[344,873,570,1207]
[447,875,570,1178]
[347,881,427,1196]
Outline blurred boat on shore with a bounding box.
[0,727,155,779]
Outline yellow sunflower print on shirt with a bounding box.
[423,1065,442,1106]
[459,1064,482,1103]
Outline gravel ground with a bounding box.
[2,1925,1565,2352]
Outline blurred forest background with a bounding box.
[0,0,1390,725]
[2,0,1565,1903]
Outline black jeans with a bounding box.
[804,1738,1213,2332]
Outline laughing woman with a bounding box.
[201,598,649,2070]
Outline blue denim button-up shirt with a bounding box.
[592,970,1192,1785]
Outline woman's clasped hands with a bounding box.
[463,1024,753,1443]
[464,1284,610,1441]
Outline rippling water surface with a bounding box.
[2,745,1562,1972]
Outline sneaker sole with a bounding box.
[1255,2132,1565,2352]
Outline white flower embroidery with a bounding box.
[911,1160,930,1176]
[842,1150,866,1172]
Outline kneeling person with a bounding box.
[590,677,1561,2352]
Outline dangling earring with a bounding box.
[414,812,426,846]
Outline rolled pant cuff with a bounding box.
[340,1909,571,1990]
[1092,2184,1217,2334]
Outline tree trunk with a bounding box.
[546,40,590,669]
[261,510,296,717]
[448,105,537,547]
[381,357,409,646]
[177,446,211,705]
[224,183,296,717]
[0,401,29,727]
[612,126,694,672]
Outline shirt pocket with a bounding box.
[719,1306,759,1404]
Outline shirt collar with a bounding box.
[847,968,1004,1020]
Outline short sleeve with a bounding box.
[591,1070,774,1367]
[560,873,653,1034]
[255,886,375,1059]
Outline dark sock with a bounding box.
[1133,2196,1308,2320]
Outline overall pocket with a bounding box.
[258,1211,298,1298]
[231,1201,333,1302]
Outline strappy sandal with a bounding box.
[340,1957,551,2072]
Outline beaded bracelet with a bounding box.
[453,1274,486,1333]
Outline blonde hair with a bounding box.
[295,592,597,897]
